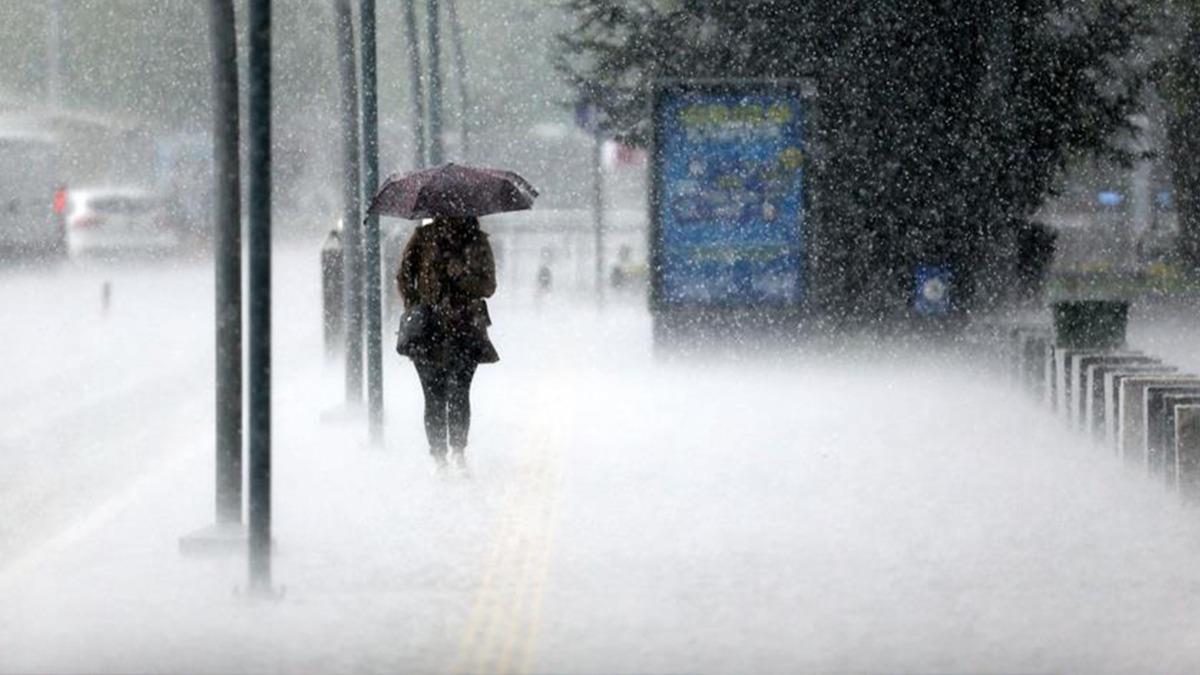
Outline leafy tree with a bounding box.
[1155,0,1200,270]
[558,0,1147,323]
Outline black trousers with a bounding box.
[414,359,478,456]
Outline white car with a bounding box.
[66,187,178,258]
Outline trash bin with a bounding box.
[1053,299,1128,350]
[322,228,344,357]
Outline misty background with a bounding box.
[0,0,644,238]
[7,2,1200,673]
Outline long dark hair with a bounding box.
[429,216,481,246]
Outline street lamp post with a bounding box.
[361,0,384,444]
[445,0,470,158]
[210,0,243,527]
[336,0,364,405]
[246,0,273,594]
[426,0,444,165]
[402,0,427,168]
[178,0,247,559]
[47,0,63,109]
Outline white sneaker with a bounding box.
[448,451,471,478]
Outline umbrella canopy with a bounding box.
[367,162,538,220]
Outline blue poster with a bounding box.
[654,86,807,307]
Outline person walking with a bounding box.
[366,163,536,474]
[396,216,498,473]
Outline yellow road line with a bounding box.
[451,480,523,672]
[513,405,567,674]
[449,377,571,674]
[455,448,544,673]
[515,461,564,674]
[495,485,557,673]
[468,447,555,674]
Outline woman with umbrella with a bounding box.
[370,164,536,474]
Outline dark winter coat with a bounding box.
[396,218,499,365]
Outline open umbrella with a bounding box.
[367,162,538,220]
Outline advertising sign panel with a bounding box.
[651,81,808,311]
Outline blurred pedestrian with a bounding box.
[396,216,499,475]
[610,244,633,290]
[536,246,554,294]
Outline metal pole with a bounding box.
[445,0,470,158]
[402,0,427,168]
[47,0,63,109]
[592,128,605,306]
[361,0,384,444]
[426,0,444,165]
[336,0,364,404]
[209,0,243,526]
[247,0,273,594]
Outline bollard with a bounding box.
[1006,324,1026,379]
[1022,333,1052,398]
[1009,325,1049,389]
[1086,360,1164,438]
[1053,347,1108,420]
[321,228,344,358]
[1103,365,1176,449]
[101,280,111,315]
[1175,405,1200,500]
[1062,350,1142,427]
[1050,345,1108,418]
[1043,339,1056,410]
[1009,326,1024,374]
[1147,388,1200,483]
[1164,394,1200,490]
[1140,383,1200,476]
[1117,375,1199,465]
[1072,353,1150,431]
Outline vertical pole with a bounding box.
[592,128,605,306]
[210,0,243,526]
[47,0,63,109]
[426,0,444,165]
[361,0,384,444]
[336,0,364,404]
[402,0,427,168]
[445,0,470,158]
[246,0,273,594]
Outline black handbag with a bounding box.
[395,305,435,356]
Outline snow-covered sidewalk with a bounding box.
[4,255,1200,673]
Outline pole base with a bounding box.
[178,522,249,557]
[234,583,287,602]
[319,401,366,424]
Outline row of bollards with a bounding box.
[975,300,1200,498]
